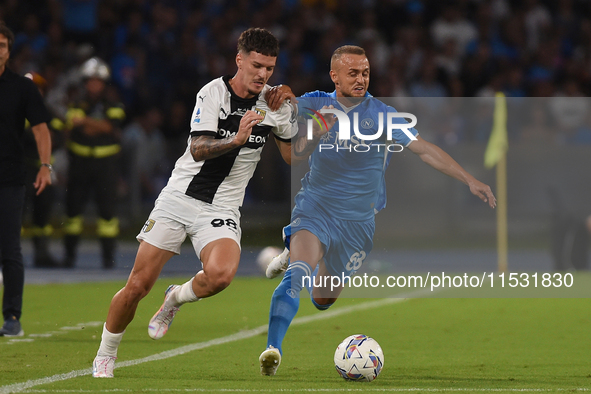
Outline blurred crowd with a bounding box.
[2,0,591,212]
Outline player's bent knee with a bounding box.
[206,271,234,293]
[212,276,233,292]
[311,297,334,311]
[123,279,152,303]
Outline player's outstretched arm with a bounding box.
[190,110,263,162]
[407,136,496,208]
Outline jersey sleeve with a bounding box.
[386,104,419,147]
[272,100,298,142]
[24,78,51,127]
[190,83,220,137]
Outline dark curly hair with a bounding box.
[237,28,279,57]
[0,23,14,52]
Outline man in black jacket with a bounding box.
[0,23,53,337]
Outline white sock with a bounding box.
[97,323,124,357]
[280,247,289,260]
[172,277,200,306]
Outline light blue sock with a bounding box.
[303,265,319,295]
[267,261,313,354]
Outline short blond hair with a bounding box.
[330,45,366,70]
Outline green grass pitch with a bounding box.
[0,277,589,393]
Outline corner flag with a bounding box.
[485,92,508,273]
[484,92,508,169]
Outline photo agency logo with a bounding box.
[304,107,418,152]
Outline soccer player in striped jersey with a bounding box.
[93,28,297,378]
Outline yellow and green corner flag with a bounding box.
[485,92,508,272]
[484,92,508,169]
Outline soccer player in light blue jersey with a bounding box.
[259,45,496,376]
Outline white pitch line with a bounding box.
[0,292,427,394]
[0,321,107,346]
[14,388,591,393]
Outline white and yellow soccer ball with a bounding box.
[256,246,283,274]
[334,334,384,382]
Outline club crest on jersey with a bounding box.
[143,219,155,233]
[361,118,374,129]
[254,108,266,121]
[193,108,201,123]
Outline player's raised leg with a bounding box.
[93,241,174,377]
[193,238,241,297]
[265,247,290,279]
[260,230,323,376]
[148,238,241,339]
[147,283,185,340]
[266,226,292,279]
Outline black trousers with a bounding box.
[0,185,25,321]
[66,153,118,221]
[24,163,55,229]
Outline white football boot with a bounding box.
[92,355,116,378]
[259,346,282,376]
[148,285,180,340]
[265,248,290,279]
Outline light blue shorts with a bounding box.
[283,195,374,277]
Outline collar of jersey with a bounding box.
[328,90,373,112]
[328,90,373,98]
[223,75,260,104]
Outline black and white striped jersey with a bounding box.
[162,76,297,208]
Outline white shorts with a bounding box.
[136,189,241,257]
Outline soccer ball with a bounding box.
[334,334,384,382]
[256,246,283,274]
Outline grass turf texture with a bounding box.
[0,277,589,393]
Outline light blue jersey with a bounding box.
[266,91,420,354]
[296,91,418,221]
[282,91,419,277]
